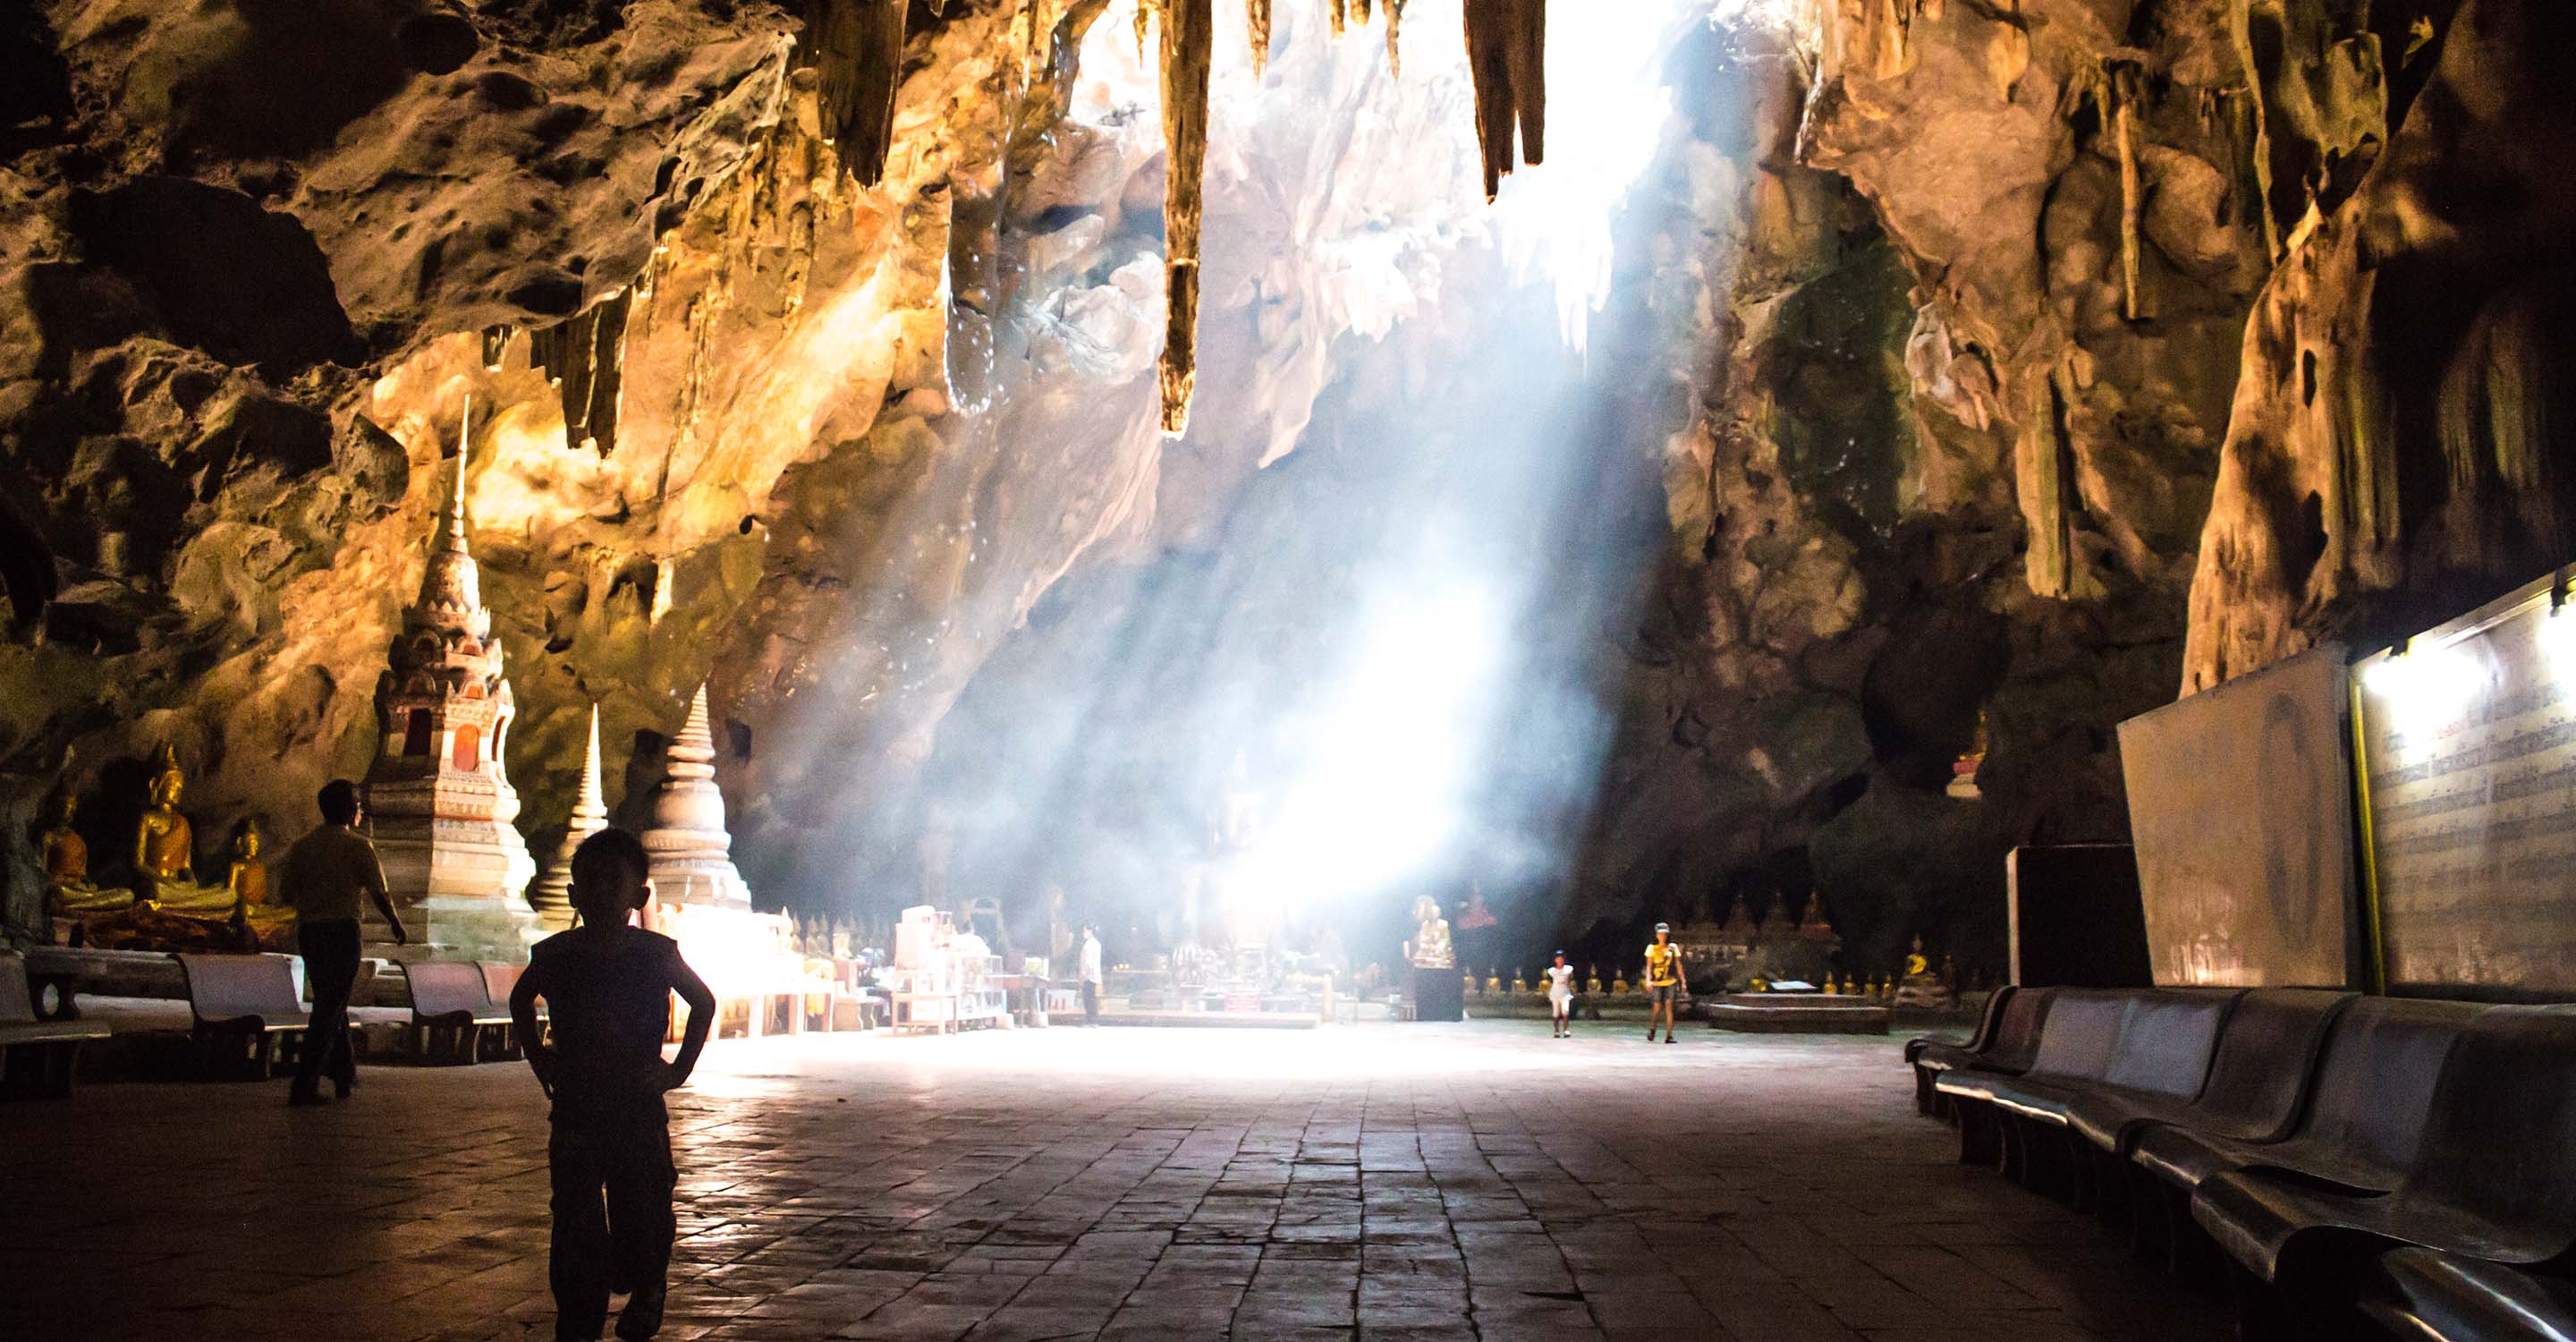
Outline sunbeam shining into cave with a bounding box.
[750,0,1726,967]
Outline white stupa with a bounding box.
[640,684,751,909]
[525,704,609,930]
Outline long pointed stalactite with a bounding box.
[803,0,909,186]
[1157,0,1214,434]
[530,289,634,455]
[1248,0,1272,75]
[1462,0,1546,200]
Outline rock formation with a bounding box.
[1,0,2569,981]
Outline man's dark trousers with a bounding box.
[292,919,360,1098]
[550,1100,676,1339]
[1081,981,1099,1025]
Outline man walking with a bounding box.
[277,780,409,1105]
[1079,924,1104,1026]
[1644,922,1686,1044]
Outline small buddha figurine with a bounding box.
[227,823,296,947]
[1511,968,1531,997]
[131,747,237,918]
[1403,895,1454,969]
[1822,975,1840,996]
[1610,971,1631,994]
[1483,969,1502,998]
[41,793,133,921]
[1584,964,1602,994]
[1905,935,1932,979]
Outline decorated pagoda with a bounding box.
[361,408,540,959]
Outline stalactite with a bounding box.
[1329,0,1348,39]
[801,0,906,186]
[479,326,511,370]
[1385,0,1404,76]
[2016,363,2073,598]
[1158,0,1213,434]
[1248,0,1272,75]
[2110,62,2148,322]
[529,289,631,455]
[1462,0,1546,200]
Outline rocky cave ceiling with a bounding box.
[4,0,2573,970]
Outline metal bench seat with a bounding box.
[2066,989,2353,1156]
[402,961,518,1065]
[2194,1005,2576,1286]
[1909,986,2052,1118]
[2359,1248,2576,1342]
[0,952,110,1099]
[176,953,309,1078]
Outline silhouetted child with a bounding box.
[510,828,716,1342]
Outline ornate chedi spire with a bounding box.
[640,683,751,909]
[361,400,540,959]
[526,704,608,929]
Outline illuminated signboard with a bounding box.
[2354,570,2576,1000]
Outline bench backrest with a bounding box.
[479,961,523,1004]
[177,953,303,1022]
[0,953,36,1025]
[404,961,496,1016]
[1980,986,2056,1071]
[2026,990,2136,1081]
[2296,996,2486,1182]
[2190,988,2356,1136]
[2102,990,2241,1097]
[2397,1005,2576,1263]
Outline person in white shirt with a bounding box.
[1079,925,1104,1026]
[1546,950,1577,1039]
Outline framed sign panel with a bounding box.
[2354,572,2576,1000]
[2119,644,2358,988]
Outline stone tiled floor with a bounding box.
[0,1022,2228,1341]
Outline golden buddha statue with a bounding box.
[1905,935,1931,979]
[1403,895,1454,969]
[1585,965,1603,994]
[228,824,297,949]
[41,793,133,920]
[131,747,238,918]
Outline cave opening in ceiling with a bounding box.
[718,0,1730,964]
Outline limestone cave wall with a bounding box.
[3,0,2570,975]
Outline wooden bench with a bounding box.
[175,953,309,1080]
[402,961,516,1065]
[0,952,110,1099]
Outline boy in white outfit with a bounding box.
[1546,950,1576,1039]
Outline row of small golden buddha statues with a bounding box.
[39,746,294,952]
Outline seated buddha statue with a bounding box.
[1403,895,1454,970]
[40,793,133,921]
[130,748,239,919]
[227,824,296,949]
